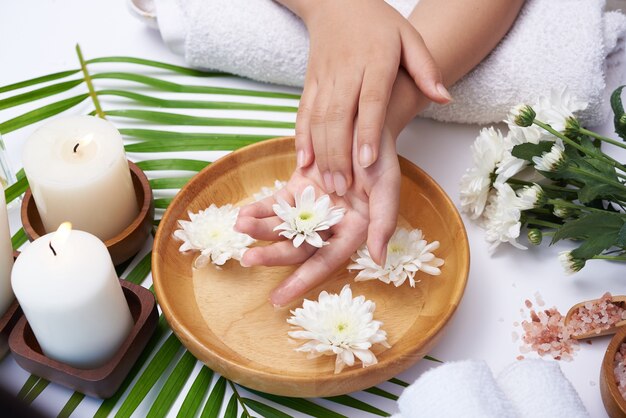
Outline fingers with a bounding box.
[400,26,452,105]
[238,197,276,219]
[366,163,401,266]
[323,77,360,196]
[310,82,335,193]
[269,228,366,307]
[356,66,396,169]
[295,75,317,169]
[235,215,283,241]
[242,240,316,267]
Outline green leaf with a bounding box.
[363,387,398,401]
[0,69,79,94]
[0,79,83,111]
[22,379,50,405]
[154,198,173,209]
[388,378,409,388]
[611,86,626,140]
[91,72,300,99]
[135,159,210,172]
[57,392,85,418]
[176,367,214,418]
[247,390,346,418]
[149,177,192,190]
[0,94,89,134]
[424,355,442,363]
[242,399,292,418]
[17,375,41,400]
[324,395,389,417]
[98,90,297,113]
[123,251,152,285]
[12,228,27,251]
[87,56,223,77]
[616,223,626,248]
[224,394,239,418]
[121,129,274,143]
[4,176,28,204]
[106,109,295,129]
[553,212,624,243]
[511,141,554,162]
[571,233,621,260]
[114,333,183,418]
[146,351,197,418]
[126,139,266,153]
[200,376,227,418]
[95,316,171,418]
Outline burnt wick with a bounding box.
[49,241,57,256]
[73,143,80,153]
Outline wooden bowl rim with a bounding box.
[602,326,626,413]
[21,160,153,248]
[152,136,470,389]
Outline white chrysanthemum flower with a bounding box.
[558,251,585,275]
[348,227,444,288]
[459,127,505,219]
[516,184,544,210]
[174,204,255,268]
[532,139,566,172]
[273,185,345,248]
[536,87,587,132]
[287,285,390,374]
[483,183,527,252]
[253,180,287,202]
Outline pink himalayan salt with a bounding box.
[534,291,545,307]
[614,342,626,400]
[568,292,626,337]
[520,307,579,361]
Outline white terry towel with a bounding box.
[391,359,589,418]
[497,359,590,418]
[391,360,517,418]
[144,0,626,126]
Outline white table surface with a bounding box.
[1,1,624,417]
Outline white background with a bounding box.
[1,1,625,417]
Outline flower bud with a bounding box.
[527,228,542,245]
[514,105,536,127]
[558,251,585,274]
[564,117,581,138]
[552,199,576,218]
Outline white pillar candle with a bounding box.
[11,223,133,369]
[0,190,14,316]
[22,116,138,242]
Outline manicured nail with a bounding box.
[333,172,347,196]
[323,171,335,193]
[436,83,453,102]
[297,150,306,168]
[359,144,374,168]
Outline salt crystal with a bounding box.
[614,342,626,400]
[516,355,524,361]
[568,292,625,337]
[512,332,519,342]
[525,299,533,309]
[534,291,545,307]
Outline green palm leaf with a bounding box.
[200,376,227,418]
[0,79,83,111]
[87,56,223,77]
[4,177,28,204]
[176,367,214,418]
[0,69,79,94]
[224,394,239,418]
[149,177,193,190]
[57,392,85,418]
[135,158,209,172]
[11,228,27,250]
[0,94,89,134]
[243,399,292,418]
[146,351,197,418]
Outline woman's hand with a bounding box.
[236,127,401,307]
[281,0,450,196]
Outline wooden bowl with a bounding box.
[601,327,626,417]
[152,137,470,397]
[21,161,154,266]
[8,280,158,399]
[565,296,626,340]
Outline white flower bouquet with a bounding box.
[461,86,626,273]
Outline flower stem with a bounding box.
[546,198,616,215]
[578,127,626,150]
[591,254,626,261]
[534,120,626,172]
[506,178,576,194]
[526,218,562,229]
[75,44,105,119]
[568,166,626,190]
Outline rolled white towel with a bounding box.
[497,359,590,418]
[141,0,626,127]
[393,360,517,418]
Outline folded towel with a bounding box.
[392,360,517,418]
[145,0,626,126]
[392,359,588,418]
[497,359,590,418]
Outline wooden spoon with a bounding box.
[564,296,626,340]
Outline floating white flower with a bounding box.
[459,127,505,219]
[273,185,345,248]
[287,285,390,374]
[348,227,444,287]
[253,180,287,202]
[174,204,255,268]
[532,139,566,172]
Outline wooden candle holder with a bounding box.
[8,280,158,399]
[0,251,23,351]
[21,161,154,266]
[601,327,626,418]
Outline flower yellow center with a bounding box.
[298,211,314,221]
[389,243,404,254]
[336,322,348,332]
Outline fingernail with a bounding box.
[436,83,453,102]
[323,171,335,193]
[240,249,251,267]
[359,144,374,168]
[333,172,347,196]
[297,150,306,168]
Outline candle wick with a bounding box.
[73,143,80,153]
[49,242,57,256]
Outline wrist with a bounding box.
[276,0,329,24]
[385,70,430,138]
